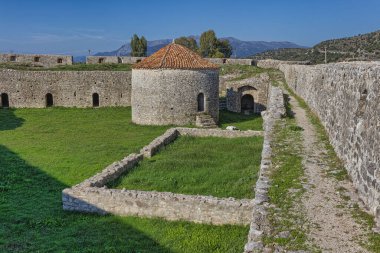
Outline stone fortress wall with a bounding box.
[206,58,254,65]
[0,69,131,108]
[255,59,311,69]
[0,53,73,67]
[87,56,255,66]
[86,56,146,64]
[279,62,380,225]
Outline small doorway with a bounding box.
[197,93,205,112]
[46,93,53,107]
[92,93,99,107]
[241,94,254,112]
[1,93,9,108]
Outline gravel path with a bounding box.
[288,95,370,253]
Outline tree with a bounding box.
[216,39,233,58]
[174,37,198,52]
[199,30,233,58]
[131,34,147,57]
[199,30,218,58]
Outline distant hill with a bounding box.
[252,30,380,63]
[94,37,305,58]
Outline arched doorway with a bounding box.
[241,94,254,111]
[92,93,99,107]
[1,93,9,108]
[197,93,204,112]
[45,93,53,107]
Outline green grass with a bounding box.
[0,107,249,252]
[219,110,263,130]
[219,64,265,80]
[0,62,132,71]
[110,135,263,199]
[264,116,313,251]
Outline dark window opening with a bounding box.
[92,93,99,107]
[241,94,254,111]
[34,57,40,62]
[117,57,122,63]
[1,93,9,108]
[74,91,76,97]
[197,93,205,112]
[98,58,105,64]
[10,55,16,62]
[136,59,142,63]
[222,58,227,64]
[45,93,53,107]
[57,58,63,64]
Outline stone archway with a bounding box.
[241,94,254,111]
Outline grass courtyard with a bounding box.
[110,135,263,199]
[0,107,262,252]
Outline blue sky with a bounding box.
[0,0,379,56]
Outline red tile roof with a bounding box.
[132,43,219,70]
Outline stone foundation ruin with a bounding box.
[62,127,264,225]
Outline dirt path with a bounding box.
[288,94,370,253]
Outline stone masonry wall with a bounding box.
[132,69,219,126]
[280,62,380,224]
[0,69,131,108]
[63,188,253,225]
[0,53,73,67]
[206,58,253,65]
[256,59,310,69]
[226,73,270,113]
[86,56,145,64]
[244,86,286,252]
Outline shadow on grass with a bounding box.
[0,108,24,130]
[0,110,172,252]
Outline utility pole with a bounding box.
[324,46,327,64]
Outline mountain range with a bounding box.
[253,29,380,63]
[93,36,305,58]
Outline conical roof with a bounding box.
[132,43,219,70]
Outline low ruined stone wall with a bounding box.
[256,59,310,69]
[63,188,252,225]
[280,62,380,224]
[0,69,131,108]
[0,53,73,67]
[86,56,145,64]
[244,86,286,252]
[177,127,263,138]
[62,127,262,225]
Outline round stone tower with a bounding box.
[131,43,219,125]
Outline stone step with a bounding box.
[195,114,218,128]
